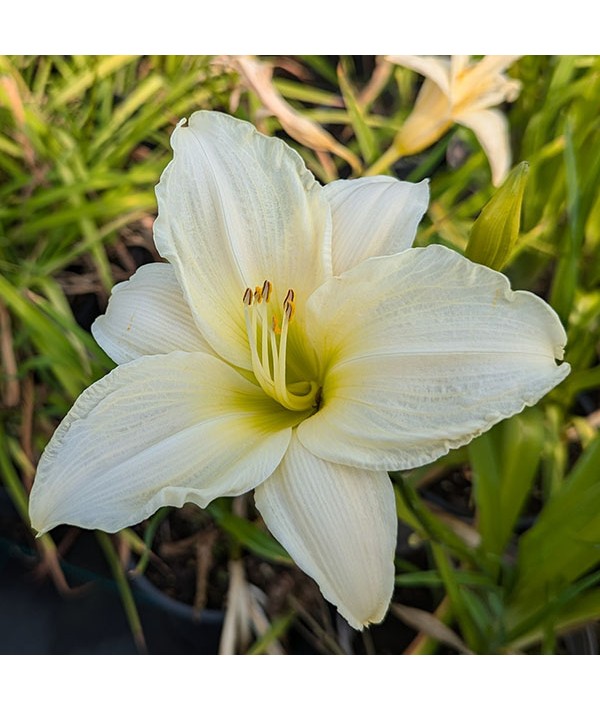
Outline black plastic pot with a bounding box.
[131,571,224,654]
[0,498,223,654]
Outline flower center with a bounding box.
[243,280,319,411]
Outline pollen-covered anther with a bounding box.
[253,279,272,305]
[242,282,317,411]
[262,280,272,302]
[283,289,296,322]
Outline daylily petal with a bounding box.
[30,353,301,534]
[386,55,451,96]
[473,55,522,79]
[92,262,211,365]
[254,434,396,630]
[323,177,429,274]
[393,78,453,156]
[450,55,470,88]
[452,57,521,118]
[299,245,570,471]
[153,111,332,370]
[456,108,511,186]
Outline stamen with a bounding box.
[259,296,269,377]
[243,291,272,396]
[242,282,317,412]
[283,289,296,322]
[284,300,295,322]
[262,280,272,302]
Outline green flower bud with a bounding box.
[466,161,529,270]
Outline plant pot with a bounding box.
[131,570,224,654]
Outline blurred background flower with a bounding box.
[382,55,521,185]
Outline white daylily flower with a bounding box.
[29,111,569,630]
[385,55,522,185]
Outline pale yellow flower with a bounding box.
[385,55,522,185]
[29,112,568,630]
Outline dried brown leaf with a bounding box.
[391,602,473,654]
[222,55,361,175]
[0,303,20,407]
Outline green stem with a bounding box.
[96,531,147,653]
[430,542,481,652]
[133,507,170,576]
[0,432,30,522]
[364,143,403,176]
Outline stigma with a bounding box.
[243,280,318,411]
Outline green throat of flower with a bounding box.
[243,280,320,412]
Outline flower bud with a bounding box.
[465,161,529,270]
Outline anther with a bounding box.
[262,280,272,302]
[243,288,253,306]
[282,289,295,321]
[284,299,295,322]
